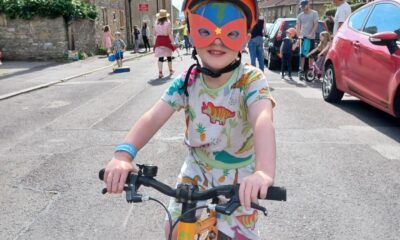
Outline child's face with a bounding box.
[196,38,240,72]
[320,34,325,41]
[189,2,248,52]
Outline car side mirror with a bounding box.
[369,32,399,54]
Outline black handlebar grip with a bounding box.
[99,169,105,180]
[265,186,286,201]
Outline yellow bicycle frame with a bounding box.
[176,210,219,240]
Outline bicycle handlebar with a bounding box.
[99,169,286,202]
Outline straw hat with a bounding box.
[156,9,170,19]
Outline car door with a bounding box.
[338,6,372,86]
[353,2,400,107]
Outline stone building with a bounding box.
[259,0,331,23]
[0,0,172,60]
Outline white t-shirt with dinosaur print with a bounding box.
[161,63,275,170]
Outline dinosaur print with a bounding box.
[201,102,235,125]
[231,71,263,91]
[236,210,258,230]
[213,150,252,164]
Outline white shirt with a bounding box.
[333,1,352,36]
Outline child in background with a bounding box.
[280,28,299,80]
[307,31,331,72]
[103,1,276,239]
[112,32,126,68]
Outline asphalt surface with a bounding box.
[0,51,399,240]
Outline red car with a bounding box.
[323,0,400,118]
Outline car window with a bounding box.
[270,20,282,38]
[363,3,400,41]
[282,21,296,38]
[316,22,326,39]
[348,6,372,31]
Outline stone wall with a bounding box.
[0,15,68,60]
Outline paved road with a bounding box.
[0,52,399,240]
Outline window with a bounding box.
[348,6,372,31]
[102,8,108,25]
[363,3,400,41]
[290,6,293,15]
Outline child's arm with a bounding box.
[104,100,175,193]
[280,42,284,58]
[239,99,276,210]
[307,47,318,58]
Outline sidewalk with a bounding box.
[0,50,152,100]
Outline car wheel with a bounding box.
[394,89,400,118]
[305,69,315,82]
[322,64,344,103]
[267,52,278,70]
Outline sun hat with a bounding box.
[286,28,297,36]
[156,9,170,19]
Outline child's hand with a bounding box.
[103,152,137,194]
[239,171,274,210]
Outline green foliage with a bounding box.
[0,0,98,21]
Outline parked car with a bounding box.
[323,0,400,118]
[265,22,274,36]
[264,18,327,70]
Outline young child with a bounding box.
[133,25,141,53]
[112,32,126,68]
[307,31,331,73]
[103,1,276,239]
[279,28,298,80]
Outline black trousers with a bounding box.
[142,35,151,50]
[281,53,292,77]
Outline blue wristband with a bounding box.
[115,143,138,159]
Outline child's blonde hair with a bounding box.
[319,31,331,50]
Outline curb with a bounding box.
[0,52,152,101]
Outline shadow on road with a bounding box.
[147,76,172,86]
[334,99,400,142]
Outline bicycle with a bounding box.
[99,164,286,240]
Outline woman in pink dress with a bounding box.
[102,25,114,56]
[153,9,176,78]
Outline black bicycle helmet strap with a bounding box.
[181,50,242,96]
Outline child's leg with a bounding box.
[288,55,292,78]
[210,163,261,239]
[165,155,210,239]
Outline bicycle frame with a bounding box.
[177,209,218,239]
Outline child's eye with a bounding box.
[198,28,210,37]
[227,30,240,39]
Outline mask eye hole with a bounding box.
[198,28,211,37]
[227,30,240,39]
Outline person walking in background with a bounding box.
[182,21,191,54]
[141,22,151,52]
[296,0,319,80]
[333,0,351,36]
[248,16,265,71]
[133,25,141,53]
[280,28,299,80]
[112,32,126,68]
[102,25,114,56]
[153,9,176,78]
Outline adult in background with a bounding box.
[133,25,141,53]
[248,17,265,71]
[142,22,151,52]
[333,0,351,36]
[102,25,114,56]
[296,0,319,80]
[153,9,176,78]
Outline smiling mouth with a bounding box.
[208,49,226,56]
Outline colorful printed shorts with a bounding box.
[166,154,261,239]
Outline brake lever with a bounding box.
[215,185,268,216]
